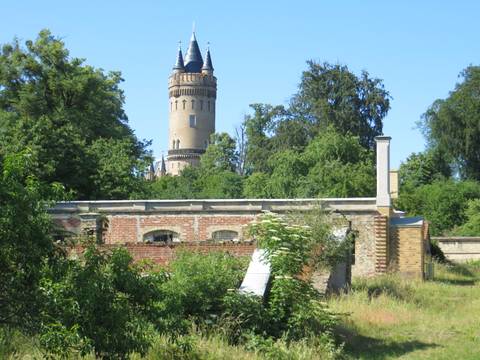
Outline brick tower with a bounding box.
[167,31,217,175]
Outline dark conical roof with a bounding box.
[160,155,166,175]
[202,47,213,71]
[173,45,185,71]
[184,32,203,73]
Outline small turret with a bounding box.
[173,45,185,73]
[145,163,155,181]
[155,155,167,177]
[202,46,214,75]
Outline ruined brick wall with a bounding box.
[51,199,381,278]
[331,213,377,278]
[83,242,256,266]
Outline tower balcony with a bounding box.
[167,148,206,160]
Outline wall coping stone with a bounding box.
[50,198,377,215]
[433,236,480,243]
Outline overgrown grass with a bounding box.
[328,260,480,359]
[4,260,479,359]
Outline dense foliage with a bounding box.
[420,66,480,180]
[290,61,391,150]
[0,152,63,330]
[395,65,480,236]
[396,179,480,236]
[0,30,150,200]
[221,212,346,348]
[39,245,166,358]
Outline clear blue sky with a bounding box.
[1,0,479,167]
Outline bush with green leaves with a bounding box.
[223,212,340,343]
[39,244,166,358]
[159,251,248,327]
[0,151,64,330]
[395,179,480,235]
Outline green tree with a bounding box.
[264,150,308,198]
[0,151,63,330]
[201,132,238,172]
[87,138,150,199]
[300,127,375,197]
[196,170,244,199]
[398,149,451,191]
[290,61,391,149]
[396,179,480,236]
[0,30,150,199]
[453,199,480,236]
[420,66,480,180]
[243,104,286,174]
[243,172,272,198]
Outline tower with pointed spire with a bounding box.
[167,30,217,175]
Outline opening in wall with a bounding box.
[143,230,180,244]
[212,230,239,242]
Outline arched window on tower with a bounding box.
[176,139,180,149]
[208,101,211,112]
[175,100,178,110]
[200,100,204,111]
[182,100,186,110]
[172,140,175,149]
[191,100,195,110]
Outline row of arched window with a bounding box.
[172,139,180,149]
[143,230,239,244]
[170,99,213,112]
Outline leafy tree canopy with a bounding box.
[0,151,63,330]
[290,61,391,149]
[396,179,480,236]
[398,148,451,191]
[200,132,238,173]
[243,127,375,198]
[420,66,480,180]
[0,29,150,199]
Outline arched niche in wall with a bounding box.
[143,230,180,244]
[212,230,239,242]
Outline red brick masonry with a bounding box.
[73,242,256,266]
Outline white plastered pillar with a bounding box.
[375,136,392,211]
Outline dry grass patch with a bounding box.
[328,260,480,359]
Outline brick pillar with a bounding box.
[79,213,102,243]
[374,215,389,274]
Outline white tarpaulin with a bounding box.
[239,249,271,297]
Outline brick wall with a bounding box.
[50,199,385,278]
[374,215,389,274]
[102,214,256,244]
[389,224,424,279]
[73,242,256,266]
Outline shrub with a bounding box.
[225,212,340,342]
[39,244,164,358]
[159,251,248,326]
